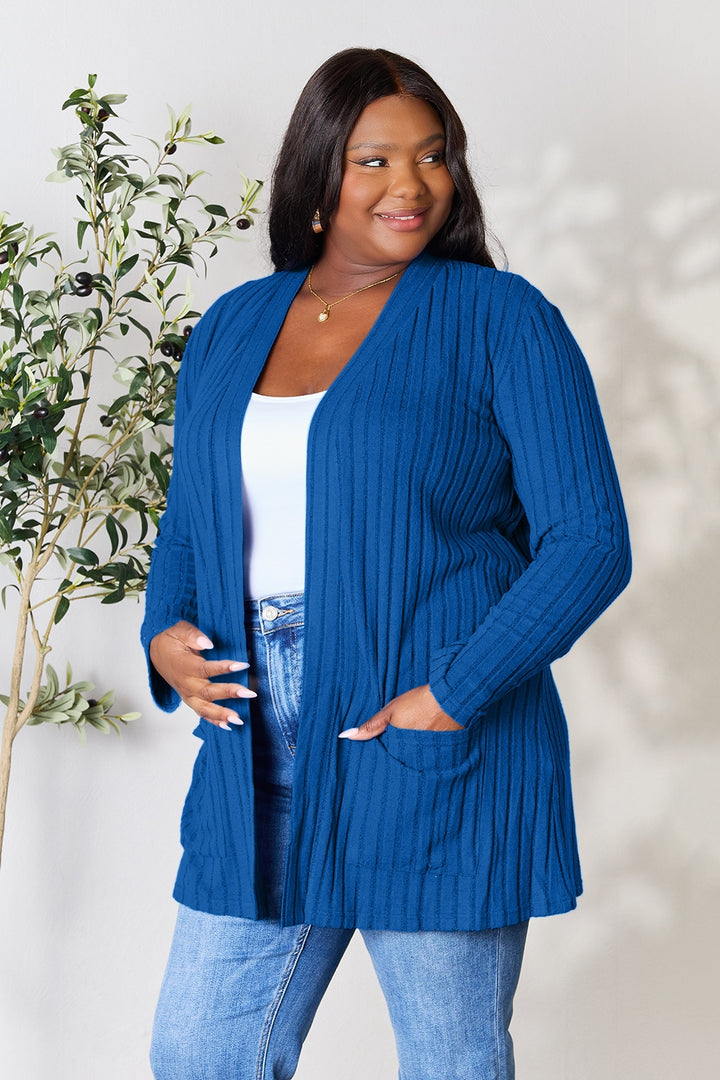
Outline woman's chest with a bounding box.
[185,310,505,500]
[253,289,395,396]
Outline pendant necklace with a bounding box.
[307,264,401,323]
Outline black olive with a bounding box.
[87,698,98,708]
[97,110,109,123]
[75,285,93,297]
[236,217,251,230]
[79,107,91,115]
[165,143,177,155]
[32,407,50,420]
[183,324,193,338]
[0,252,7,265]
[75,271,93,286]
[159,341,174,357]
[172,345,183,361]
[100,415,113,427]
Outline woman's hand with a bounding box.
[149,620,256,730]
[338,684,463,740]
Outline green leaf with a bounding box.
[105,514,119,555]
[46,169,71,183]
[67,546,99,566]
[46,664,59,698]
[12,284,23,311]
[1,583,19,609]
[54,595,70,624]
[125,315,153,343]
[203,135,224,145]
[77,219,91,247]
[116,253,139,280]
[149,452,170,494]
[88,74,97,89]
[100,588,125,604]
[204,204,228,216]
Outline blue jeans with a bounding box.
[151,593,528,1080]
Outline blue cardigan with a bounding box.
[141,254,631,931]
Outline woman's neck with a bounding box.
[309,250,412,299]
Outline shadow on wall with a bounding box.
[491,145,720,1077]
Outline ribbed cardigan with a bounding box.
[140,253,631,931]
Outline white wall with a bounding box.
[1,2,718,1077]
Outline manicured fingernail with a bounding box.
[236,688,257,698]
[197,636,213,649]
[338,727,359,739]
[228,662,250,672]
[227,716,244,726]
[218,722,232,731]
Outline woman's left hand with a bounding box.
[338,685,464,740]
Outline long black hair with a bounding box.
[268,48,498,271]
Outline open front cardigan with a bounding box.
[140,254,631,931]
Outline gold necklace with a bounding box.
[307,265,401,323]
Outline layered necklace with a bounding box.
[307,265,401,323]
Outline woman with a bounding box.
[142,47,631,1080]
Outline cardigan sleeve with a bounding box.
[139,319,206,712]
[428,293,632,727]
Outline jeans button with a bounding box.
[262,604,279,621]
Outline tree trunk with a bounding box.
[0,577,36,869]
[0,705,18,869]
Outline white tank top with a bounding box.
[241,390,325,599]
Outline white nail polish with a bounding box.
[338,727,359,739]
[197,636,213,649]
[218,722,232,731]
[228,662,249,672]
[227,716,244,726]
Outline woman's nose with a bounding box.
[387,163,427,199]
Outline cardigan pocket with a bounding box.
[340,724,483,875]
[179,725,231,858]
[379,722,479,776]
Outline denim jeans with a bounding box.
[150,592,528,1080]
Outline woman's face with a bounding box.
[325,94,455,271]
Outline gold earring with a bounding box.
[311,210,324,234]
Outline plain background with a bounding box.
[1,2,718,1077]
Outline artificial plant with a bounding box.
[0,75,262,865]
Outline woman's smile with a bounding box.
[375,207,432,230]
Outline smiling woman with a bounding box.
[141,46,631,1080]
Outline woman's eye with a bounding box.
[356,157,386,167]
[420,151,445,164]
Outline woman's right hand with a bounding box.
[149,620,256,730]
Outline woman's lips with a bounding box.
[375,209,429,232]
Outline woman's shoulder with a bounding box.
[201,267,305,327]
[176,268,305,382]
[434,256,545,312]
